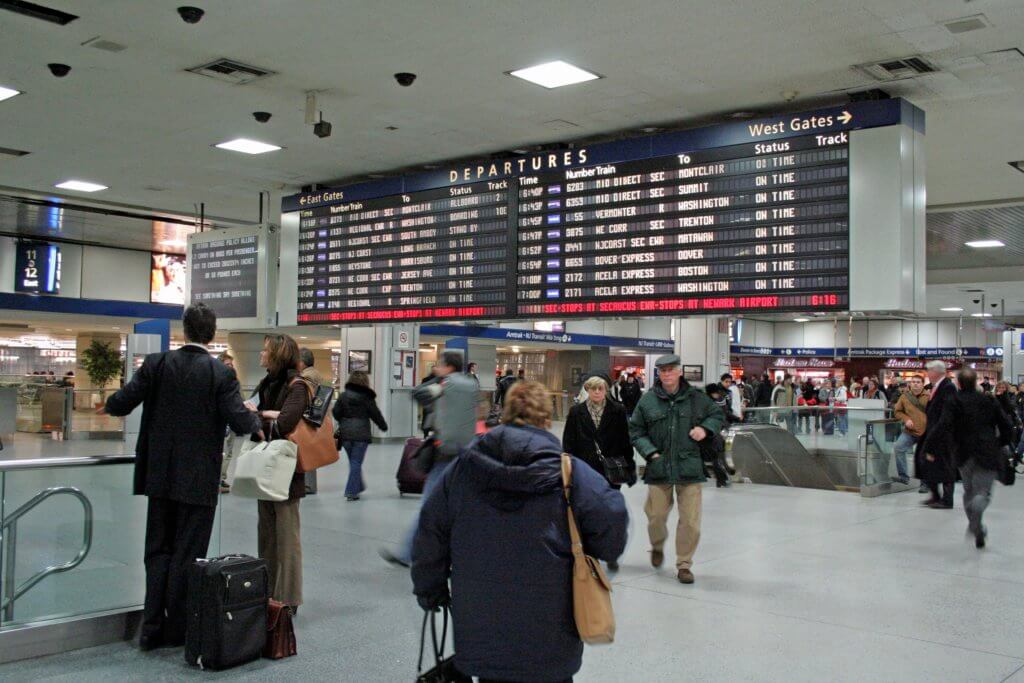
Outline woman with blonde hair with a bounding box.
[563,374,636,493]
[413,381,628,683]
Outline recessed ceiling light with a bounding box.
[940,307,964,312]
[112,326,120,330]
[1009,161,1024,175]
[793,318,809,323]
[214,138,282,155]
[508,60,601,89]
[970,313,993,318]
[0,86,21,102]
[55,180,107,192]
[965,239,1005,248]
[300,336,308,339]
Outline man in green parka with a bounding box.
[629,354,725,584]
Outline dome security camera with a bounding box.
[177,6,204,23]
[253,111,272,123]
[394,72,417,87]
[47,63,71,78]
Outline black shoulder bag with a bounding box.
[416,606,471,683]
[595,441,634,487]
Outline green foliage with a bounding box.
[79,340,123,388]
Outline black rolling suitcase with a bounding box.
[186,554,269,670]
[397,437,428,496]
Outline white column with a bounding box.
[672,317,729,387]
[227,332,266,395]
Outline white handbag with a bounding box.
[231,427,298,502]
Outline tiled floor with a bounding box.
[3,436,1024,682]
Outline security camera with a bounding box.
[47,63,71,78]
[313,120,332,138]
[253,111,272,123]
[972,299,981,305]
[177,6,204,23]
[394,72,417,87]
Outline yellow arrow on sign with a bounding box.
[838,111,853,125]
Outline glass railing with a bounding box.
[4,383,124,438]
[738,403,891,452]
[0,455,220,629]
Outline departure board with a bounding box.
[296,180,512,322]
[515,133,848,317]
[287,98,922,324]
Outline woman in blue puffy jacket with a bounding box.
[412,380,628,683]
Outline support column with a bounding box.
[227,332,266,395]
[672,317,729,387]
[133,319,170,352]
[340,324,420,440]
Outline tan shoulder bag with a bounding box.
[561,454,615,644]
[287,378,339,473]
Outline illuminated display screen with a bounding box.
[151,253,187,305]
[15,241,61,294]
[283,100,904,325]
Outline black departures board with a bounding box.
[297,179,512,322]
[189,234,260,318]
[516,134,848,317]
[285,98,915,325]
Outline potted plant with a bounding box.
[79,340,123,408]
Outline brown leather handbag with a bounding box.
[561,454,615,644]
[287,379,340,473]
[264,599,297,659]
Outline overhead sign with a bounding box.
[420,324,673,351]
[189,234,260,318]
[14,241,61,295]
[732,345,1003,359]
[285,99,919,324]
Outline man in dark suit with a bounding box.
[104,303,260,650]
[916,360,958,509]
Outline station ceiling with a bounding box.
[0,0,1022,317]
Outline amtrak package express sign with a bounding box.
[285,99,920,324]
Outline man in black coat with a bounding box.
[104,303,260,650]
[916,361,958,508]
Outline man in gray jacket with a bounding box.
[383,350,478,567]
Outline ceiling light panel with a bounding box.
[965,239,1005,248]
[0,85,21,102]
[214,138,281,154]
[55,180,107,192]
[940,307,964,312]
[508,60,601,89]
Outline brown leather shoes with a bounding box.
[677,568,695,584]
[650,550,664,568]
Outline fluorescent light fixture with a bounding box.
[508,60,601,89]
[940,307,964,312]
[55,180,107,192]
[0,86,21,102]
[970,313,993,318]
[793,318,809,323]
[965,239,1005,248]
[214,138,281,155]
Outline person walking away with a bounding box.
[412,381,627,682]
[892,375,929,485]
[829,378,849,435]
[933,369,1013,547]
[253,334,310,614]
[754,373,773,423]
[629,354,725,584]
[720,373,744,423]
[917,360,958,509]
[994,381,1023,452]
[102,303,260,650]
[217,351,239,494]
[798,379,817,434]
[494,368,515,406]
[620,372,643,416]
[332,370,388,501]
[772,375,799,434]
[383,350,477,567]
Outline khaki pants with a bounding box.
[644,483,702,570]
[257,499,303,606]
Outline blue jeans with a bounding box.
[892,431,916,480]
[398,458,454,565]
[342,440,369,497]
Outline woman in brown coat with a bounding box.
[891,375,929,484]
[253,334,309,614]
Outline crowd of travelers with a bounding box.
[104,303,1024,680]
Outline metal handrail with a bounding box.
[0,455,134,472]
[2,486,93,621]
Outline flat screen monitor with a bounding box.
[151,252,187,305]
[15,241,61,294]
